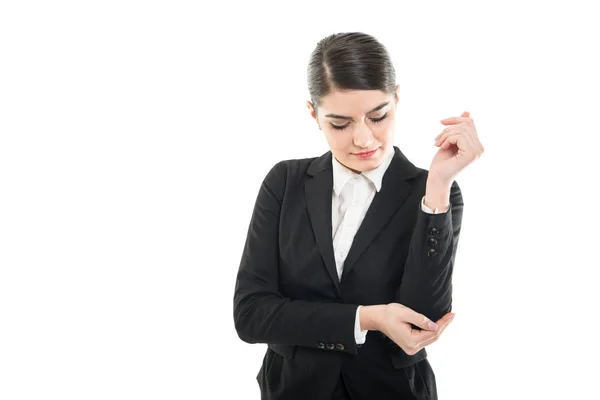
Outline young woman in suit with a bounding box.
[233,32,484,400]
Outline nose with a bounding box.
[353,122,374,149]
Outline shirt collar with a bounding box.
[332,147,395,196]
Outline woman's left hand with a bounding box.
[429,111,484,184]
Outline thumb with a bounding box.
[461,111,470,118]
[402,308,438,331]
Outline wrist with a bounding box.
[426,170,452,186]
[359,304,386,331]
[425,176,452,211]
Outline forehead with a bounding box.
[319,89,392,115]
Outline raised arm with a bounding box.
[396,179,464,324]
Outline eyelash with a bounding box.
[330,113,388,131]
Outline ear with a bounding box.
[306,100,321,130]
[394,84,400,105]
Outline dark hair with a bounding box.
[307,32,397,112]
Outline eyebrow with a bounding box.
[324,101,390,120]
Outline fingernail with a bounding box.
[428,321,438,331]
[449,313,456,320]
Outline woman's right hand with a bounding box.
[376,303,455,355]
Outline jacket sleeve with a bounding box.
[233,162,361,355]
[396,179,464,325]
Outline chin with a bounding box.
[348,157,380,172]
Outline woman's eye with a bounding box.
[329,113,387,131]
[370,113,388,123]
[330,123,349,131]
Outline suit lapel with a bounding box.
[305,152,340,295]
[342,147,421,280]
[305,146,421,293]
[341,173,411,281]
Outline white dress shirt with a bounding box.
[330,148,450,345]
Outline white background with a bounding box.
[1,1,599,399]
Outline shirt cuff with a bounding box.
[354,305,368,345]
[421,196,450,214]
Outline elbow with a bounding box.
[233,301,258,344]
[401,290,452,323]
[233,289,283,344]
[234,320,256,344]
[235,328,256,345]
[426,293,453,322]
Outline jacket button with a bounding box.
[317,342,325,349]
[428,237,438,247]
[427,249,437,257]
[429,227,440,237]
[336,343,345,350]
[326,343,335,350]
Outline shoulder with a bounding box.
[260,155,321,199]
[265,156,317,180]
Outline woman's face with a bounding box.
[307,84,400,173]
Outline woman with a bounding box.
[233,32,484,400]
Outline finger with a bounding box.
[438,132,463,150]
[410,327,440,345]
[417,314,455,348]
[440,130,476,151]
[439,119,475,139]
[434,125,457,141]
[461,111,470,118]
[417,312,453,339]
[416,330,444,350]
[440,114,471,125]
[401,307,439,331]
[435,126,460,146]
[414,313,455,348]
[433,312,455,336]
[440,117,465,125]
[435,312,455,324]
[405,313,454,352]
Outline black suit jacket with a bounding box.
[233,146,464,400]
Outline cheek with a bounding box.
[376,120,395,138]
[324,130,347,147]
[379,116,394,129]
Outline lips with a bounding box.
[353,148,378,159]
[355,150,376,156]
